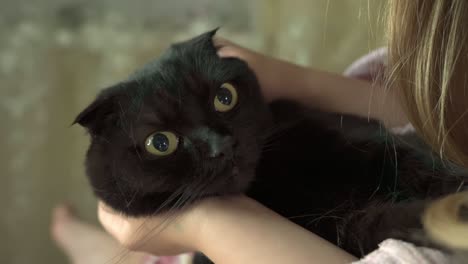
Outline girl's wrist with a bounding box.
[191,196,264,253]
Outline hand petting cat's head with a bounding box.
[75,29,271,216]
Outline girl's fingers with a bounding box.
[213,37,233,49]
[214,37,253,60]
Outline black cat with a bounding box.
[75,29,466,262]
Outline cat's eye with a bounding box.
[214,83,238,112]
[145,131,179,156]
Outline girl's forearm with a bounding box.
[197,197,357,264]
[267,58,408,128]
[217,38,407,127]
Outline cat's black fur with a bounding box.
[75,29,467,261]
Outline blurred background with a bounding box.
[0,0,386,263]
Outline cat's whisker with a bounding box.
[260,120,302,142]
[154,187,188,215]
[108,185,191,263]
[140,185,206,241]
[106,213,184,264]
[128,125,143,162]
[383,134,400,193]
[104,184,188,264]
[102,190,186,264]
[111,160,133,207]
[125,187,193,256]
[134,100,145,123]
[289,201,349,222]
[261,127,292,142]
[117,101,131,136]
[261,142,283,152]
[93,134,112,144]
[125,188,140,209]
[288,213,324,219]
[261,141,281,149]
[261,147,282,154]
[307,215,345,226]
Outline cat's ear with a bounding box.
[73,86,122,135]
[207,27,220,50]
[174,27,220,50]
[206,27,220,39]
[192,27,219,44]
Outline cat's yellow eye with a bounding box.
[214,83,238,112]
[145,131,179,156]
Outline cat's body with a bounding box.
[75,30,467,262]
[250,101,464,255]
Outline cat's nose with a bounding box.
[189,126,235,159]
[209,136,234,159]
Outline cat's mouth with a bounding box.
[199,162,249,197]
[220,164,254,193]
[217,161,239,178]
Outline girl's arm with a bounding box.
[216,39,408,128]
[197,196,357,264]
[98,196,357,264]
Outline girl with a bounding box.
[52,1,468,263]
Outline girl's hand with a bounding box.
[215,38,302,102]
[215,38,408,128]
[97,196,264,256]
[97,200,204,255]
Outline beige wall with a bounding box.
[0,1,386,263]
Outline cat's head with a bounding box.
[75,29,271,216]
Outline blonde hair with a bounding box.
[386,0,468,251]
[387,0,468,165]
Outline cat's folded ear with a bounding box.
[193,27,220,44]
[173,27,220,51]
[73,86,122,135]
[207,27,220,38]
